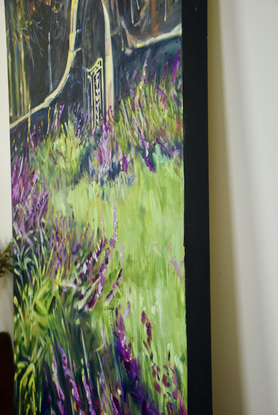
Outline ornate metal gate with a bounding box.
[83,57,104,128]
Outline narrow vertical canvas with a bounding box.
[5,1,210,414]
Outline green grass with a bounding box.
[67,155,186,409]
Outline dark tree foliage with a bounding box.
[5,0,71,112]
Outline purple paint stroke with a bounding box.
[152,58,157,80]
[141,311,152,343]
[11,157,50,246]
[98,371,107,413]
[124,301,130,319]
[105,269,123,302]
[157,86,167,100]
[163,61,169,82]
[171,49,180,85]
[58,344,84,409]
[180,396,187,415]
[122,153,128,173]
[154,382,161,394]
[98,148,103,166]
[141,53,149,83]
[114,309,160,415]
[101,325,107,349]
[82,375,96,415]
[121,103,129,125]
[171,90,182,108]
[144,156,155,172]
[57,401,67,415]
[56,148,66,162]
[52,350,65,403]
[112,396,122,415]
[156,138,171,158]
[173,388,178,401]
[50,152,57,165]
[119,243,124,269]
[162,374,168,388]
[171,260,182,279]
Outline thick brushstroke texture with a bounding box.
[5,1,185,414]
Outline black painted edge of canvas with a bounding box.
[183,1,212,414]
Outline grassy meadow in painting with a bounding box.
[6,0,185,413]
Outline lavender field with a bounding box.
[10,41,186,415]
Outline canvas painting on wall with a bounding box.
[5,1,211,414]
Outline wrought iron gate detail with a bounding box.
[83,57,104,128]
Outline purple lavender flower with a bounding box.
[50,152,58,165]
[58,344,84,409]
[52,348,67,415]
[152,58,157,80]
[163,61,169,82]
[82,375,96,415]
[114,308,160,415]
[171,49,180,85]
[144,156,155,172]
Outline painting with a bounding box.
[4,1,211,414]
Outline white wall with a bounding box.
[209,1,278,414]
[1,1,278,414]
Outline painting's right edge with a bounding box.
[183,1,212,414]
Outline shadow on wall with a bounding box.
[208,1,276,414]
[208,1,244,414]
[0,272,13,339]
